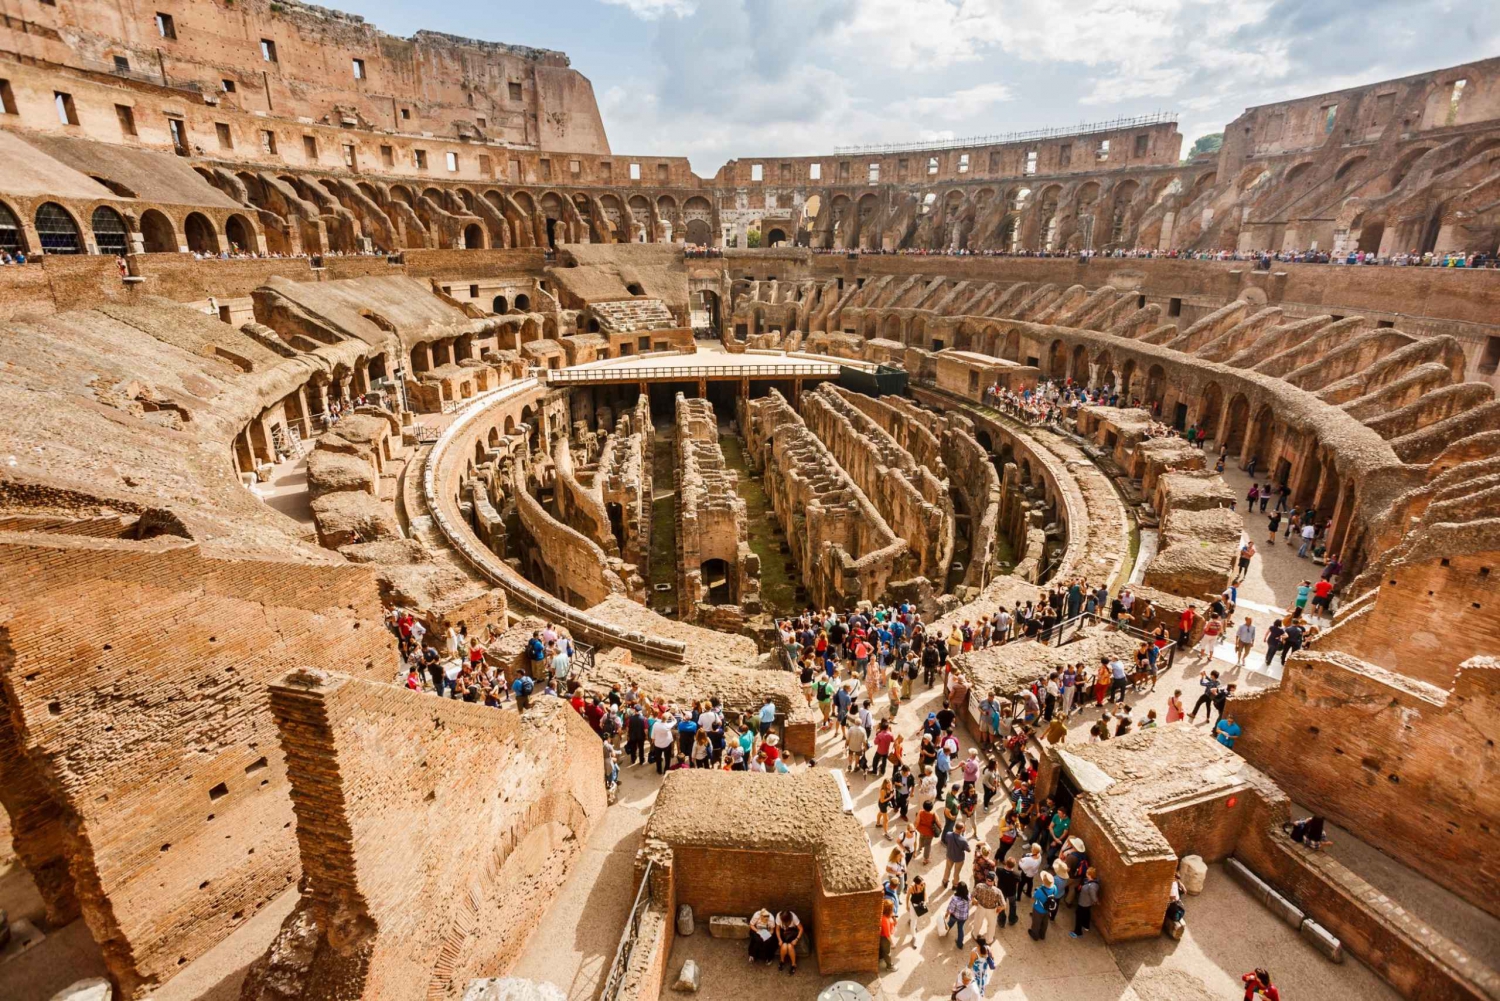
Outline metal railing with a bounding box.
[546,361,841,383]
[600,859,656,1001]
[833,113,1178,155]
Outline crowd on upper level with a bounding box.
[809,246,1499,268]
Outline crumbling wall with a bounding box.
[673,395,760,627]
[738,390,907,609]
[241,672,605,1000]
[1231,648,1499,919]
[599,394,653,573]
[0,530,396,998]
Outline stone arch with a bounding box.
[1001,328,1020,363]
[0,200,25,254]
[1107,179,1140,245]
[89,205,129,256]
[183,212,220,254]
[1334,155,1367,182]
[140,209,176,252]
[463,223,485,249]
[1093,349,1114,390]
[1236,165,1270,191]
[1387,147,1434,189]
[514,292,532,311]
[1047,339,1068,379]
[1248,402,1276,467]
[1069,344,1089,383]
[224,213,255,254]
[1356,219,1385,254]
[543,316,559,340]
[1188,172,1217,202]
[33,202,82,254]
[1119,358,1138,400]
[1144,364,1167,409]
[1199,381,1224,440]
[1035,184,1064,251]
[521,317,540,344]
[492,295,509,313]
[390,184,416,206]
[1223,392,1250,453]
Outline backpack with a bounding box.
[1045,890,1060,917]
[526,638,544,661]
[519,675,535,696]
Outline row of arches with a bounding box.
[0,198,256,256]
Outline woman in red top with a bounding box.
[878,898,897,971]
[1242,969,1280,1001]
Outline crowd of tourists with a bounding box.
[809,244,1498,268]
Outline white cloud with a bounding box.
[892,83,1013,120]
[597,0,697,19]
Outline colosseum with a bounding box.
[0,3,1496,1001]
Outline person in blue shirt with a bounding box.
[1028,872,1058,940]
[1214,714,1241,748]
[759,697,778,736]
[934,746,952,791]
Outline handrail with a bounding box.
[600,859,656,1001]
[546,362,841,383]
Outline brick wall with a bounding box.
[0,255,128,320]
[244,673,606,999]
[0,531,397,998]
[403,247,547,280]
[1230,649,1500,918]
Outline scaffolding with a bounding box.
[833,113,1178,156]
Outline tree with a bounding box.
[746,228,762,249]
[1186,133,1224,161]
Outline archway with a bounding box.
[1248,403,1276,468]
[224,213,253,254]
[0,201,24,254]
[1002,328,1020,362]
[1093,349,1115,391]
[1223,393,1250,453]
[463,223,484,250]
[184,212,219,254]
[138,209,174,251]
[1047,339,1068,379]
[685,218,712,246]
[765,228,787,247]
[1119,359,1138,401]
[492,295,509,313]
[1356,221,1385,254]
[882,313,902,342]
[1069,344,1089,384]
[90,206,128,256]
[514,293,532,311]
[33,203,82,254]
[700,558,733,605]
[1144,364,1167,410]
[1198,382,1224,441]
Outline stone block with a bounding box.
[673,959,700,992]
[50,979,112,1001]
[677,904,695,936]
[1224,858,1269,905]
[1264,888,1305,930]
[461,978,567,1001]
[1179,855,1207,895]
[709,915,750,939]
[1299,919,1344,963]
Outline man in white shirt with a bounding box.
[650,714,676,775]
[551,647,571,685]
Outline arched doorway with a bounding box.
[1047,340,1068,379]
[1093,350,1115,391]
[514,293,531,311]
[1069,345,1089,384]
[1002,329,1020,362]
[0,201,25,255]
[492,295,509,313]
[1144,364,1167,410]
[1119,359,1137,401]
[463,223,484,249]
[1356,221,1385,254]
[224,213,253,254]
[90,206,129,256]
[685,218,712,246]
[34,203,82,254]
[139,209,176,253]
[1199,382,1224,441]
[184,212,219,254]
[765,228,787,246]
[700,558,733,604]
[1223,393,1250,453]
[1248,404,1276,468]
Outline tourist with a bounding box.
[1187,670,1221,722]
[1242,968,1281,1001]
[510,670,534,710]
[1018,843,1044,896]
[845,715,868,772]
[872,719,895,775]
[1070,867,1101,938]
[944,881,972,948]
[1234,617,1256,668]
[916,800,939,863]
[897,821,918,866]
[649,712,676,774]
[1166,689,1185,723]
[1028,871,1059,940]
[1215,713,1242,748]
[1197,614,1223,661]
[903,874,928,945]
[952,968,983,1001]
[748,906,776,964]
[1234,541,1256,582]
[775,909,802,974]
[980,757,1003,813]
[968,936,997,995]
[941,821,972,889]
[877,778,896,837]
[878,898,896,970]
[995,857,1023,927]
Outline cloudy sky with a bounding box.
[339,0,1500,175]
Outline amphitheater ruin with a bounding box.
[0,3,1497,1000]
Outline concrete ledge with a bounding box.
[1300,918,1344,963]
[708,916,749,940]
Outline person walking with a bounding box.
[941,821,972,889]
[945,881,972,948]
[1187,670,1221,722]
[1233,617,1256,669]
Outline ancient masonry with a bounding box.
[0,1,1497,1000]
[672,395,761,630]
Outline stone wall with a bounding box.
[738,389,907,610]
[598,394,653,574]
[0,529,396,998]
[673,395,759,627]
[1230,645,1499,919]
[800,383,952,585]
[241,671,605,999]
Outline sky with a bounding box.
[336,0,1500,177]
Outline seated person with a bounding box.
[748,907,777,963]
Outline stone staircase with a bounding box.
[592,298,677,333]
